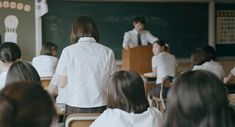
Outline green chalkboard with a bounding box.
[42,1,208,59]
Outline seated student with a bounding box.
[224,67,235,84]
[163,70,235,127]
[150,40,177,98]
[5,61,41,85]
[0,82,57,127]
[90,71,162,127]
[122,16,159,49]
[32,42,58,77]
[191,48,225,80]
[0,42,21,90]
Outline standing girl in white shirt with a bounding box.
[55,16,116,118]
[90,71,162,127]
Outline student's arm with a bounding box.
[224,67,235,84]
[54,48,68,88]
[152,56,157,75]
[146,31,159,44]
[122,32,130,49]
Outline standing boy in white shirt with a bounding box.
[122,16,159,49]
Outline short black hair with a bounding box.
[133,16,146,25]
[0,42,21,63]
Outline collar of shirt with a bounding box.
[133,29,141,35]
[77,37,97,43]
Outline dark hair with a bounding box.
[190,48,207,66]
[0,82,56,127]
[0,42,21,63]
[203,45,216,60]
[71,16,99,43]
[133,16,146,25]
[156,40,169,52]
[41,42,57,56]
[163,70,234,127]
[6,61,41,85]
[108,71,149,113]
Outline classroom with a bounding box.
[0,0,235,127]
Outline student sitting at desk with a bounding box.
[191,47,225,81]
[90,71,162,127]
[150,40,177,98]
[122,16,159,49]
[0,42,21,90]
[32,42,58,78]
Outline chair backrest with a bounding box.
[160,76,174,111]
[65,113,100,127]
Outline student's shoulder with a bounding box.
[124,29,134,35]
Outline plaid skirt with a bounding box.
[63,104,107,121]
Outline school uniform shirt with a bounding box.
[122,29,158,49]
[56,37,116,108]
[152,52,177,84]
[0,71,7,90]
[90,107,162,127]
[231,67,235,76]
[32,55,58,77]
[192,60,225,80]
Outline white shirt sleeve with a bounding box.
[110,51,117,75]
[56,48,68,76]
[145,31,158,44]
[122,32,130,49]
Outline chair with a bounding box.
[149,76,173,113]
[159,76,173,111]
[65,113,100,127]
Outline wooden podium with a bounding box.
[121,45,153,75]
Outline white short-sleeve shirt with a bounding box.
[56,37,116,107]
[0,71,7,90]
[32,55,58,77]
[152,52,177,84]
[192,60,225,80]
[122,29,158,49]
[90,107,162,127]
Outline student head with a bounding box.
[0,42,21,64]
[71,16,99,43]
[6,61,41,85]
[164,70,234,127]
[41,42,58,57]
[108,70,149,113]
[0,82,56,127]
[133,16,146,32]
[202,45,216,61]
[190,48,207,66]
[152,40,169,55]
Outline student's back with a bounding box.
[90,71,162,127]
[0,82,56,127]
[32,42,58,77]
[163,70,235,127]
